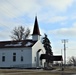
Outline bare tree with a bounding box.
[11,26,30,40]
[67,56,76,66]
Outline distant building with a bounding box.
[0,16,45,68]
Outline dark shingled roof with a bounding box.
[40,54,63,61]
[32,16,41,35]
[0,40,37,48]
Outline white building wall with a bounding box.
[32,35,40,41]
[0,47,32,68]
[32,40,45,68]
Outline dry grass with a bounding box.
[0,69,59,75]
[0,67,76,75]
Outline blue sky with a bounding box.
[0,0,76,61]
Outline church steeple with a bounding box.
[32,16,41,35]
[32,16,41,41]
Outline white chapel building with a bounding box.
[0,17,45,68]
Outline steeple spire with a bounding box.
[32,16,41,35]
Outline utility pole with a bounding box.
[62,39,68,65]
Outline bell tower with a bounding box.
[32,16,41,41]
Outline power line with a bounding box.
[0,0,27,25]
[0,22,11,30]
[5,0,27,24]
[6,0,22,13]
[0,0,33,40]
[0,0,28,32]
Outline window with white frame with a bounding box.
[13,53,16,62]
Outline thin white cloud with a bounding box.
[0,0,41,18]
[0,29,11,40]
[48,16,68,23]
[44,0,74,12]
[60,22,67,26]
[0,0,75,19]
[72,22,76,27]
[0,0,75,41]
[49,25,76,37]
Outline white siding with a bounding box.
[32,35,40,41]
[0,41,45,68]
[0,47,32,68]
[32,40,45,68]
